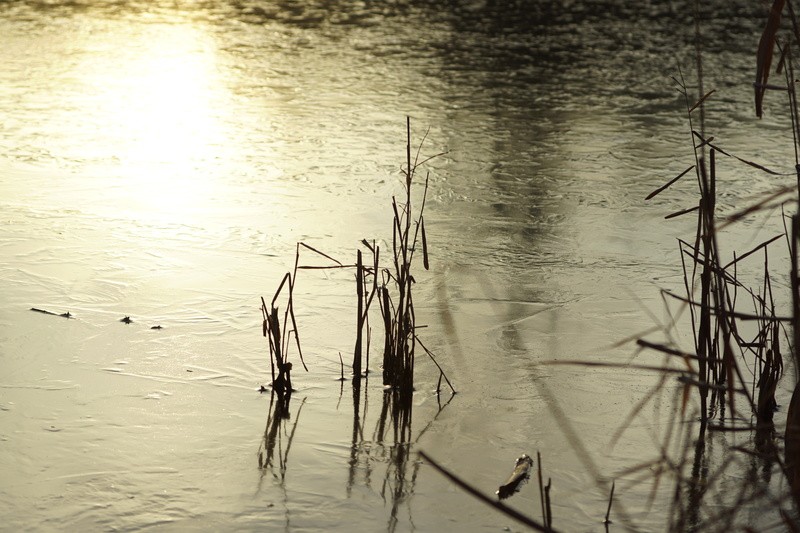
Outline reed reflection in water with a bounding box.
[346,382,455,532]
[257,375,455,532]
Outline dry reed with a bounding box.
[259,118,454,399]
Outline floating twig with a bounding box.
[418,450,554,532]
[496,454,533,500]
[30,307,72,318]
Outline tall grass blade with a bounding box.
[755,0,786,117]
[646,165,695,200]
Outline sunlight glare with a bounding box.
[81,23,233,222]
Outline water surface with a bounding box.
[0,1,793,531]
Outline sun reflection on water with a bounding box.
[90,25,225,214]
[68,22,240,222]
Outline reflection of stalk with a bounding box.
[257,391,306,481]
[377,388,414,532]
[345,382,455,530]
[347,379,364,496]
[682,429,707,531]
[352,374,462,531]
[255,392,306,533]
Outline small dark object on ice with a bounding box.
[496,454,534,500]
[30,308,72,318]
[120,316,133,324]
[258,385,268,393]
[151,325,162,330]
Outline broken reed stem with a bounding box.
[261,297,276,384]
[793,214,800,384]
[270,306,283,370]
[697,153,713,428]
[354,249,364,382]
[260,246,314,393]
[604,480,615,524]
[381,285,393,385]
[365,242,379,376]
[287,246,308,372]
[415,336,456,394]
[786,43,800,183]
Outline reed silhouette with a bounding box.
[260,118,454,400]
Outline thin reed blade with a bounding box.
[645,165,694,201]
[755,0,786,118]
[688,89,715,114]
[421,216,430,270]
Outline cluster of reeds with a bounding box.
[594,2,800,529]
[260,118,455,400]
[638,68,795,529]
[260,242,311,397]
[647,71,786,433]
[377,117,431,398]
[417,3,800,530]
[363,117,454,401]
